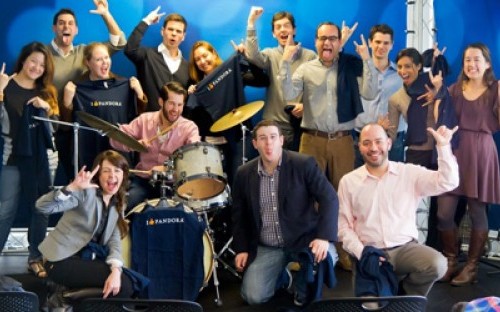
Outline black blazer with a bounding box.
[232,150,339,263]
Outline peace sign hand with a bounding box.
[0,62,17,93]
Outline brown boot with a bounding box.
[439,229,458,282]
[335,242,352,271]
[450,230,488,286]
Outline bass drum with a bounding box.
[122,198,214,287]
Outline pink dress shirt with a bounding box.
[338,145,459,259]
[110,112,200,178]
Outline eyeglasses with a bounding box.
[316,36,339,42]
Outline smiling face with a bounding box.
[85,44,111,80]
[193,45,217,75]
[397,56,421,86]
[462,47,490,82]
[21,52,46,82]
[369,32,393,61]
[315,24,341,67]
[53,13,78,48]
[98,159,124,196]
[159,90,184,124]
[359,124,392,170]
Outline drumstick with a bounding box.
[145,123,177,144]
[129,169,151,175]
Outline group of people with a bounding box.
[0,1,499,310]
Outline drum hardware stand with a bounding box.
[200,209,223,306]
[239,123,249,165]
[149,158,175,208]
[33,116,102,179]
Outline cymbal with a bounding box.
[76,111,148,153]
[210,100,264,132]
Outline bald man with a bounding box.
[337,123,459,297]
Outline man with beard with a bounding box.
[278,22,378,271]
[49,1,127,183]
[110,81,199,211]
[125,6,189,112]
[337,123,458,297]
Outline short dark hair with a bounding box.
[271,11,295,31]
[252,120,283,139]
[396,48,423,71]
[369,24,394,42]
[163,13,187,32]
[316,22,341,40]
[159,81,187,103]
[53,8,77,26]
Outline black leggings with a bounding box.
[437,194,488,231]
[45,257,133,298]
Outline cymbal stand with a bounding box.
[239,123,248,165]
[33,116,102,179]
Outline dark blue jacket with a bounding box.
[337,52,365,123]
[355,246,398,297]
[298,249,336,304]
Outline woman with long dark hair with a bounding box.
[36,150,133,299]
[0,41,58,278]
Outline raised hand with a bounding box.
[340,20,358,47]
[129,76,144,99]
[143,6,166,25]
[0,62,17,93]
[63,81,76,110]
[89,0,109,16]
[247,6,264,27]
[433,42,447,58]
[429,70,443,90]
[230,39,245,54]
[427,125,459,146]
[353,34,369,61]
[67,165,100,192]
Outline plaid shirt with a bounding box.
[258,159,284,247]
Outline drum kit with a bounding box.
[73,101,264,306]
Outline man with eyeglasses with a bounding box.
[244,7,317,151]
[110,81,200,211]
[279,22,378,271]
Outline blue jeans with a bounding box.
[0,165,49,261]
[353,130,405,168]
[241,243,338,305]
[0,166,21,255]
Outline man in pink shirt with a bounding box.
[338,123,459,296]
[110,81,200,211]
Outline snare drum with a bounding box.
[122,198,215,288]
[172,142,226,200]
[177,186,231,214]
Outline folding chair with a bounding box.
[307,295,427,312]
[0,291,39,312]
[78,298,203,312]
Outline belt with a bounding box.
[304,129,351,140]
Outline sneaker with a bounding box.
[285,266,293,293]
[293,293,304,307]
